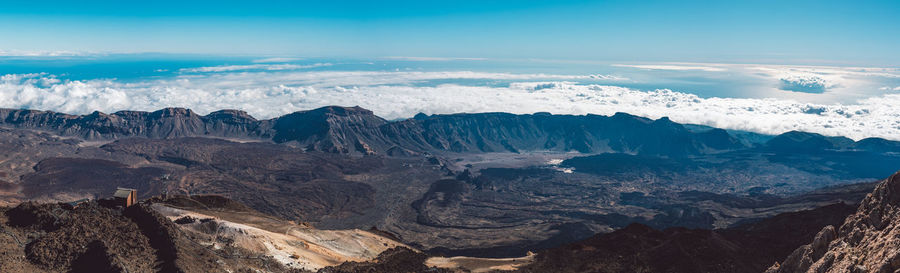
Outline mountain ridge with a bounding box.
[6,106,898,158]
[0,106,837,155]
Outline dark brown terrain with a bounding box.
[0,195,863,273]
[0,195,464,273]
[0,133,875,258]
[318,247,453,273]
[1,106,898,272]
[518,203,857,273]
[0,200,289,273]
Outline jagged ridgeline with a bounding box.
[0,106,747,156]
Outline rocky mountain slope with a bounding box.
[517,203,857,273]
[0,195,448,273]
[768,171,900,273]
[5,106,900,160]
[0,106,747,156]
[0,200,270,273]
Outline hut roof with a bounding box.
[114,188,135,198]
[66,198,90,207]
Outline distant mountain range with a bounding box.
[4,106,899,158]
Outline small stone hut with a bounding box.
[113,188,137,207]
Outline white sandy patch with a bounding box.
[426,252,535,273]
[152,204,405,271]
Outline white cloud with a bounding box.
[624,62,900,79]
[381,56,487,61]
[181,63,332,73]
[251,57,303,63]
[879,86,900,91]
[611,63,728,72]
[778,74,835,93]
[748,65,900,79]
[181,70,623,87]
[704,63,900,96]
[587,74,628,81]
[0,49,91,57]
[616,63,900,96]
[1,71,900,141]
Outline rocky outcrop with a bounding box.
[318,247,453,273]
[763,131,900,154]
[516,203,857,273]
[769,171,900,273]
[386,112,747,156]
[0,107,259,140]
[764,131,856,152]
[267,106,387,154]
[1,198,410,273]
[1,201,230,273]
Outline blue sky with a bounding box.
[2,1,900,141]
[1,0,898,65]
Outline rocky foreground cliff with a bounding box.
[515,203,857,273]
[0,195,451,273]
[769,171,900,273]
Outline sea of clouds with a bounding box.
[1,67,900,141]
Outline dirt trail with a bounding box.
[153,200,405,271]
[426,253,535,272]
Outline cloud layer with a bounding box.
[778,74,834,93]
[611,64,728,72]
[1,70,899,141]
[181,63,332,72]
[0,49,89,57]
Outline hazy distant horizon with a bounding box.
[1,0,899,139]
[1,54,899,141]
[1,0,898,65]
